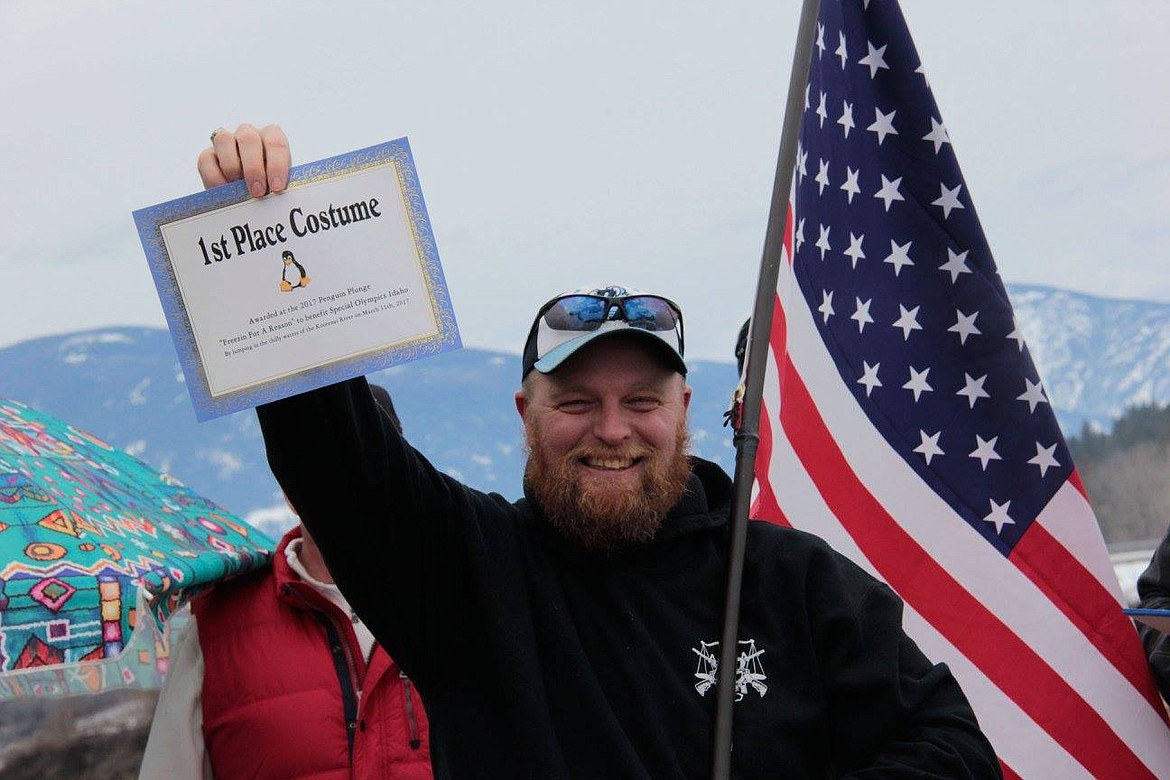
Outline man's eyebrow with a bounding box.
[547,379,668,398]
[544,383,593,399]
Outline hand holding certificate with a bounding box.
[134,126,460,420]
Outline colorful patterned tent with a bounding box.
[0,399,273,697]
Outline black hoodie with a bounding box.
[258,377,1000,779]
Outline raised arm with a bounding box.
[194,126,495,678]
[255,376,515,688]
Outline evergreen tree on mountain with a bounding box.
[1070,402,1170,545]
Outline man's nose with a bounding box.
[593,402,632,445]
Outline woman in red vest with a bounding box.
[140,388,431,780]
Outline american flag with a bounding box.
[749,1,1170,776]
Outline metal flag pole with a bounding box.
[711,0,822,777]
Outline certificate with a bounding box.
[134,139,461,420]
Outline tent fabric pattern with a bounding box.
[0,399,272,697]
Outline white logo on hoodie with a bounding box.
[692,639,768,700]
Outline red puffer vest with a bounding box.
[193,526,432,779]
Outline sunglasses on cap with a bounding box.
[539,293,683,343]
[523,289,686,378]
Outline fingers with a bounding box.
[234,124,267,197]
[211,127,244,184]
[197,147,227,189]
[260,124,291,193]
[196,124,291,196]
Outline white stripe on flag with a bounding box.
[1035,481,1126,605]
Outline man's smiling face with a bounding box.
[516,335,693,550]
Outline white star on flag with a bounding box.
[815,223,831,259]
[932,183,965,219]
[817,290,834,323]
[873,174,904,211]
[892,304,923,340]
[841,166,862,203]
[1028,442,1061,477]
[1017,378,1048,412]
[948,310,982,345]
[843,232,866,268]
[836,31,848,69]
[868,107,898,144]
[903,366,933,401]
[923,116,951,153]
[838,100,856,137]
[857,361,882,396]
[939,248,972,283]
[815,159,830,194]
[914,430,944,464]
[850,297,874,332]
[969,434,1002,470]
[983,499,1016,533]
[883,239,914,275]
[956,373,990,408]
[858,41,890,78]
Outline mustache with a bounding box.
[569,445,653,463]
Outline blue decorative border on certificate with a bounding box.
[133,138,461,421]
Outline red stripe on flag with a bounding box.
[749,287,791,528]
[751,394,790,529]
[1068,467,1088,501]
[1011,522,1167,716]
[774,352,1153,780]
[999,760,1021,780]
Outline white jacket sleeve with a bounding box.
[138,616,213,780]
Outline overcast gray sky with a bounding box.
[3,1,1167,361]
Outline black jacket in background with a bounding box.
[1137,529,1170,701]
[258,377,1000,779]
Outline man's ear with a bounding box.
[683,384,693,411]
[515,390,528,419]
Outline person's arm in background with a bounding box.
[1136,528,1170,701]
[138,617,213,780]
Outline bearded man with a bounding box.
[206,124,1000,779]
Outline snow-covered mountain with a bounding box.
[1007,284,1170,435]
[0,329,740,534]
[1,282,1166,532]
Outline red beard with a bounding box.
[523,417,692,551]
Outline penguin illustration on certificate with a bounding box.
[278,250,311,292]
